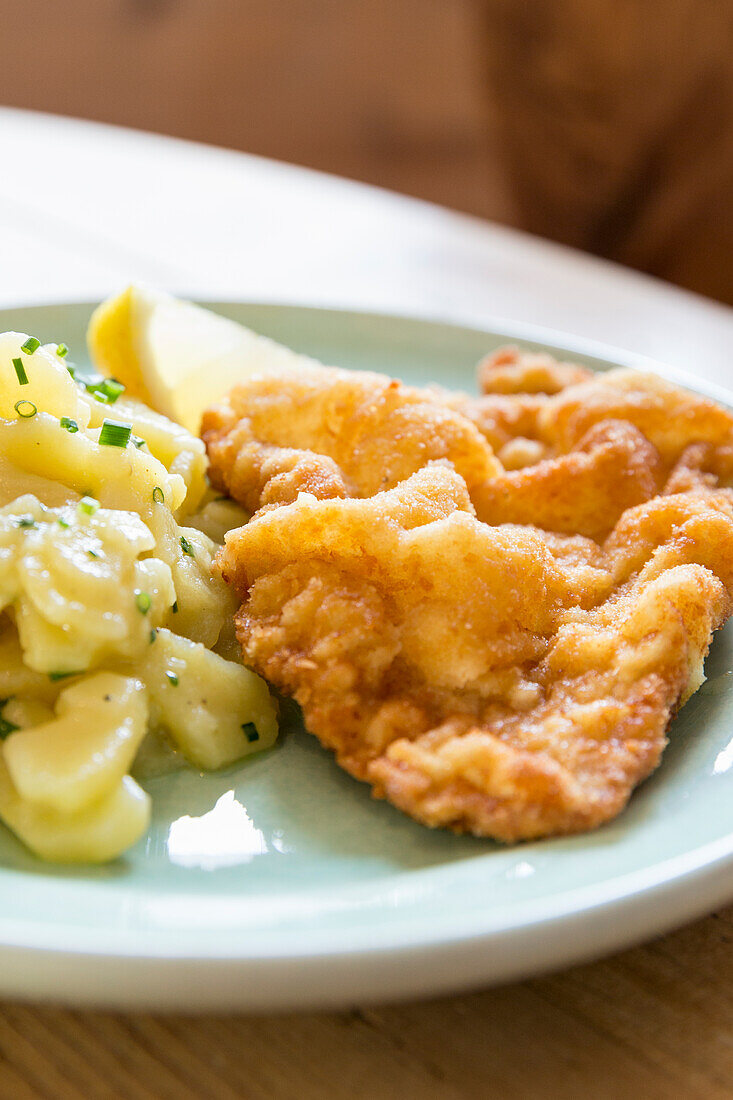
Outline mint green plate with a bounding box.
[2,301,733,1011]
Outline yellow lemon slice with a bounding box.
[87,285,320,433]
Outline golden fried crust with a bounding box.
[444,344,591,462]
[218,468,733,841]
[202,363,503,513]
[478,345,593,395]
[455,355,733,474]
[473,419,664,540]
[203,376,660,540]
[439,389,549,458]
[664,442,733,494]
[204,356,733,542]
[539,368,733,464]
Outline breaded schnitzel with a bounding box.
[203,361,502,513]
[203,351,733,538]
[205,349,733,840]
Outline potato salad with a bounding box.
[0,329,277,863]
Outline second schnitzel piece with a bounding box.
[202,361,687,539]
[202,361,503,513]
[217,465,733,840]
[204,354,733,542]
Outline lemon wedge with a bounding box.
[87,285,320,433]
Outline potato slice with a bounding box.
[143,628,278,769]
[0,758,150,863]
[0,332,88,424]
[3,673,148,813]
[0,629,61,703]
[0,412,186,514]
[83,392,208,515]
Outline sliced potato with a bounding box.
[0,626,61,703]
[0,759,150,863]
[4,673,148,813]
[187,497,249,545]
[146,507,236,649]
[0,413,186,514]
[83,392,208,515]
[143,628,278,769]
[0,332,89,424]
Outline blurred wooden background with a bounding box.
[2,0,733,303]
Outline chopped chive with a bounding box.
[98,419,132,448]
[20,337,40,355]
[171,600,178,614]
[86,377,125,404]
[14,399,37,418]
[179,535,195,558]
[0,700,18,741]
[12,358,28,385]
[103,377,125,401]
[135,592,152,615]
[78,496,99,516]
[149,629,157,645]
[49,671,79,682]
[16,516,35,529]
[56,343,69,358]
[131,435,146,449]
[57,517,70,529]
[152,486,165,505]
[66,363,77,380]
[165,671,179,687]
[87,549,100,559]
[241,722,259,743]
[59,416,78,433]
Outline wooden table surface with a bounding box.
[1,108,732,1097]
[0,907,732,1099]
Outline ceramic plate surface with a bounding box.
[2,301,733,1011]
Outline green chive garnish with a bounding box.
[0,700,18,740]
[60,416,78,433]
[87,549,100,559]
[16,516,35,529]
[12,358,28,385]
[78,496,99,516]
[241,722,259,743]
[131,435,146,449]
[20,337,40,355]
[66,363,77,380]
[165,671,179,687]
[171,600,178,614]
[104,378,125,400]
[14,399,37,418]
[152,486,165,505]
[86,377,125,404]
[49,671,79,682]
[179,535,195,557]
[56,343,69,358]
[135,592,152,615]
[57,517,70,529]
[149,629,157,645]
[98,419,132,448]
